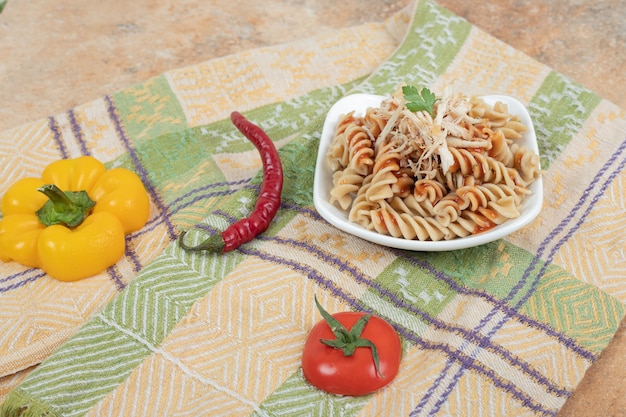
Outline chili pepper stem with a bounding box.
[178,231,225,252]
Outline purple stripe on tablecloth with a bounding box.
[281,201,323,220]
[124,234,142,274]
[67,109,89,155]
[66,100,145,289]
[0,266,126,293]
[104,95,177,241]
[1,266,125,293]
[412,358,457,415]
[0,269,30,284]
[422,134,626,416]
[107,265,125,291]
[277,202,594,361]
[283,198,599,363]
[168,178,250,208]
[168,182,256,215]
[130,180,255,239]
[0,270,46,293]
[47,116,67,159]
[217,200,595,361]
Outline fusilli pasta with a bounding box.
[326,86,543,241]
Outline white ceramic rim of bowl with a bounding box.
[313,93,544,251]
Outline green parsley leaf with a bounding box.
[402,85,437,116]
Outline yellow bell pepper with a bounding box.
[0,156,150,281]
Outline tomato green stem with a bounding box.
[314,295,384,378]
[36,184,95,227]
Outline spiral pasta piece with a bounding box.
[474,182,529,206]
[348,175,378,227]
[433,193,463,227]
[511,143,542,183]
[371,201,448,241]
[470,98,510,122]
[461,185,521,217]
[365,143,403,202]
[363,107,388,137]
[487,128,514,167]
[447,147,527,188]
[401,178,446,217]
[327,135,349,173]
[327,112,366,171]
[497,120,527,140]
[344,123,375,176]
[329,168,364,210]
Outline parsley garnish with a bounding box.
[402,85,437,116]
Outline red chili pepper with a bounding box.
[179,111,284,253]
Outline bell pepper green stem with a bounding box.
[36,184,95,227]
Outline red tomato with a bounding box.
[301,308,402,396]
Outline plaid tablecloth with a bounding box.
[1,1,625,415]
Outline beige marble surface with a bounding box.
[1,0,625,415]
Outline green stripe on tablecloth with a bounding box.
[112,75,188,143]
[403,242,624,353]
[528,71,602,169]
[10,316,151,417]
[253,369,371,417]
[360,0,472,94]
[2,243,244,417]
[373,256,457,318]
[133,126,230,201]
[112,81,359,214]
[100,244,245,345]
[407,241,541,303]
[520,264,625,353]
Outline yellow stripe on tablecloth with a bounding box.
[553,168,626,302]
[0,119,59,196]
[505,103,625,257]
[356,347,450,417]
[0,275,119,377]
[442,367,547,417]
[165,21,407,127]
[433,26,550,100]
[548,101,626,301]
[64,98,132,162]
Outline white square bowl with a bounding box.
[313,93,543,251]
